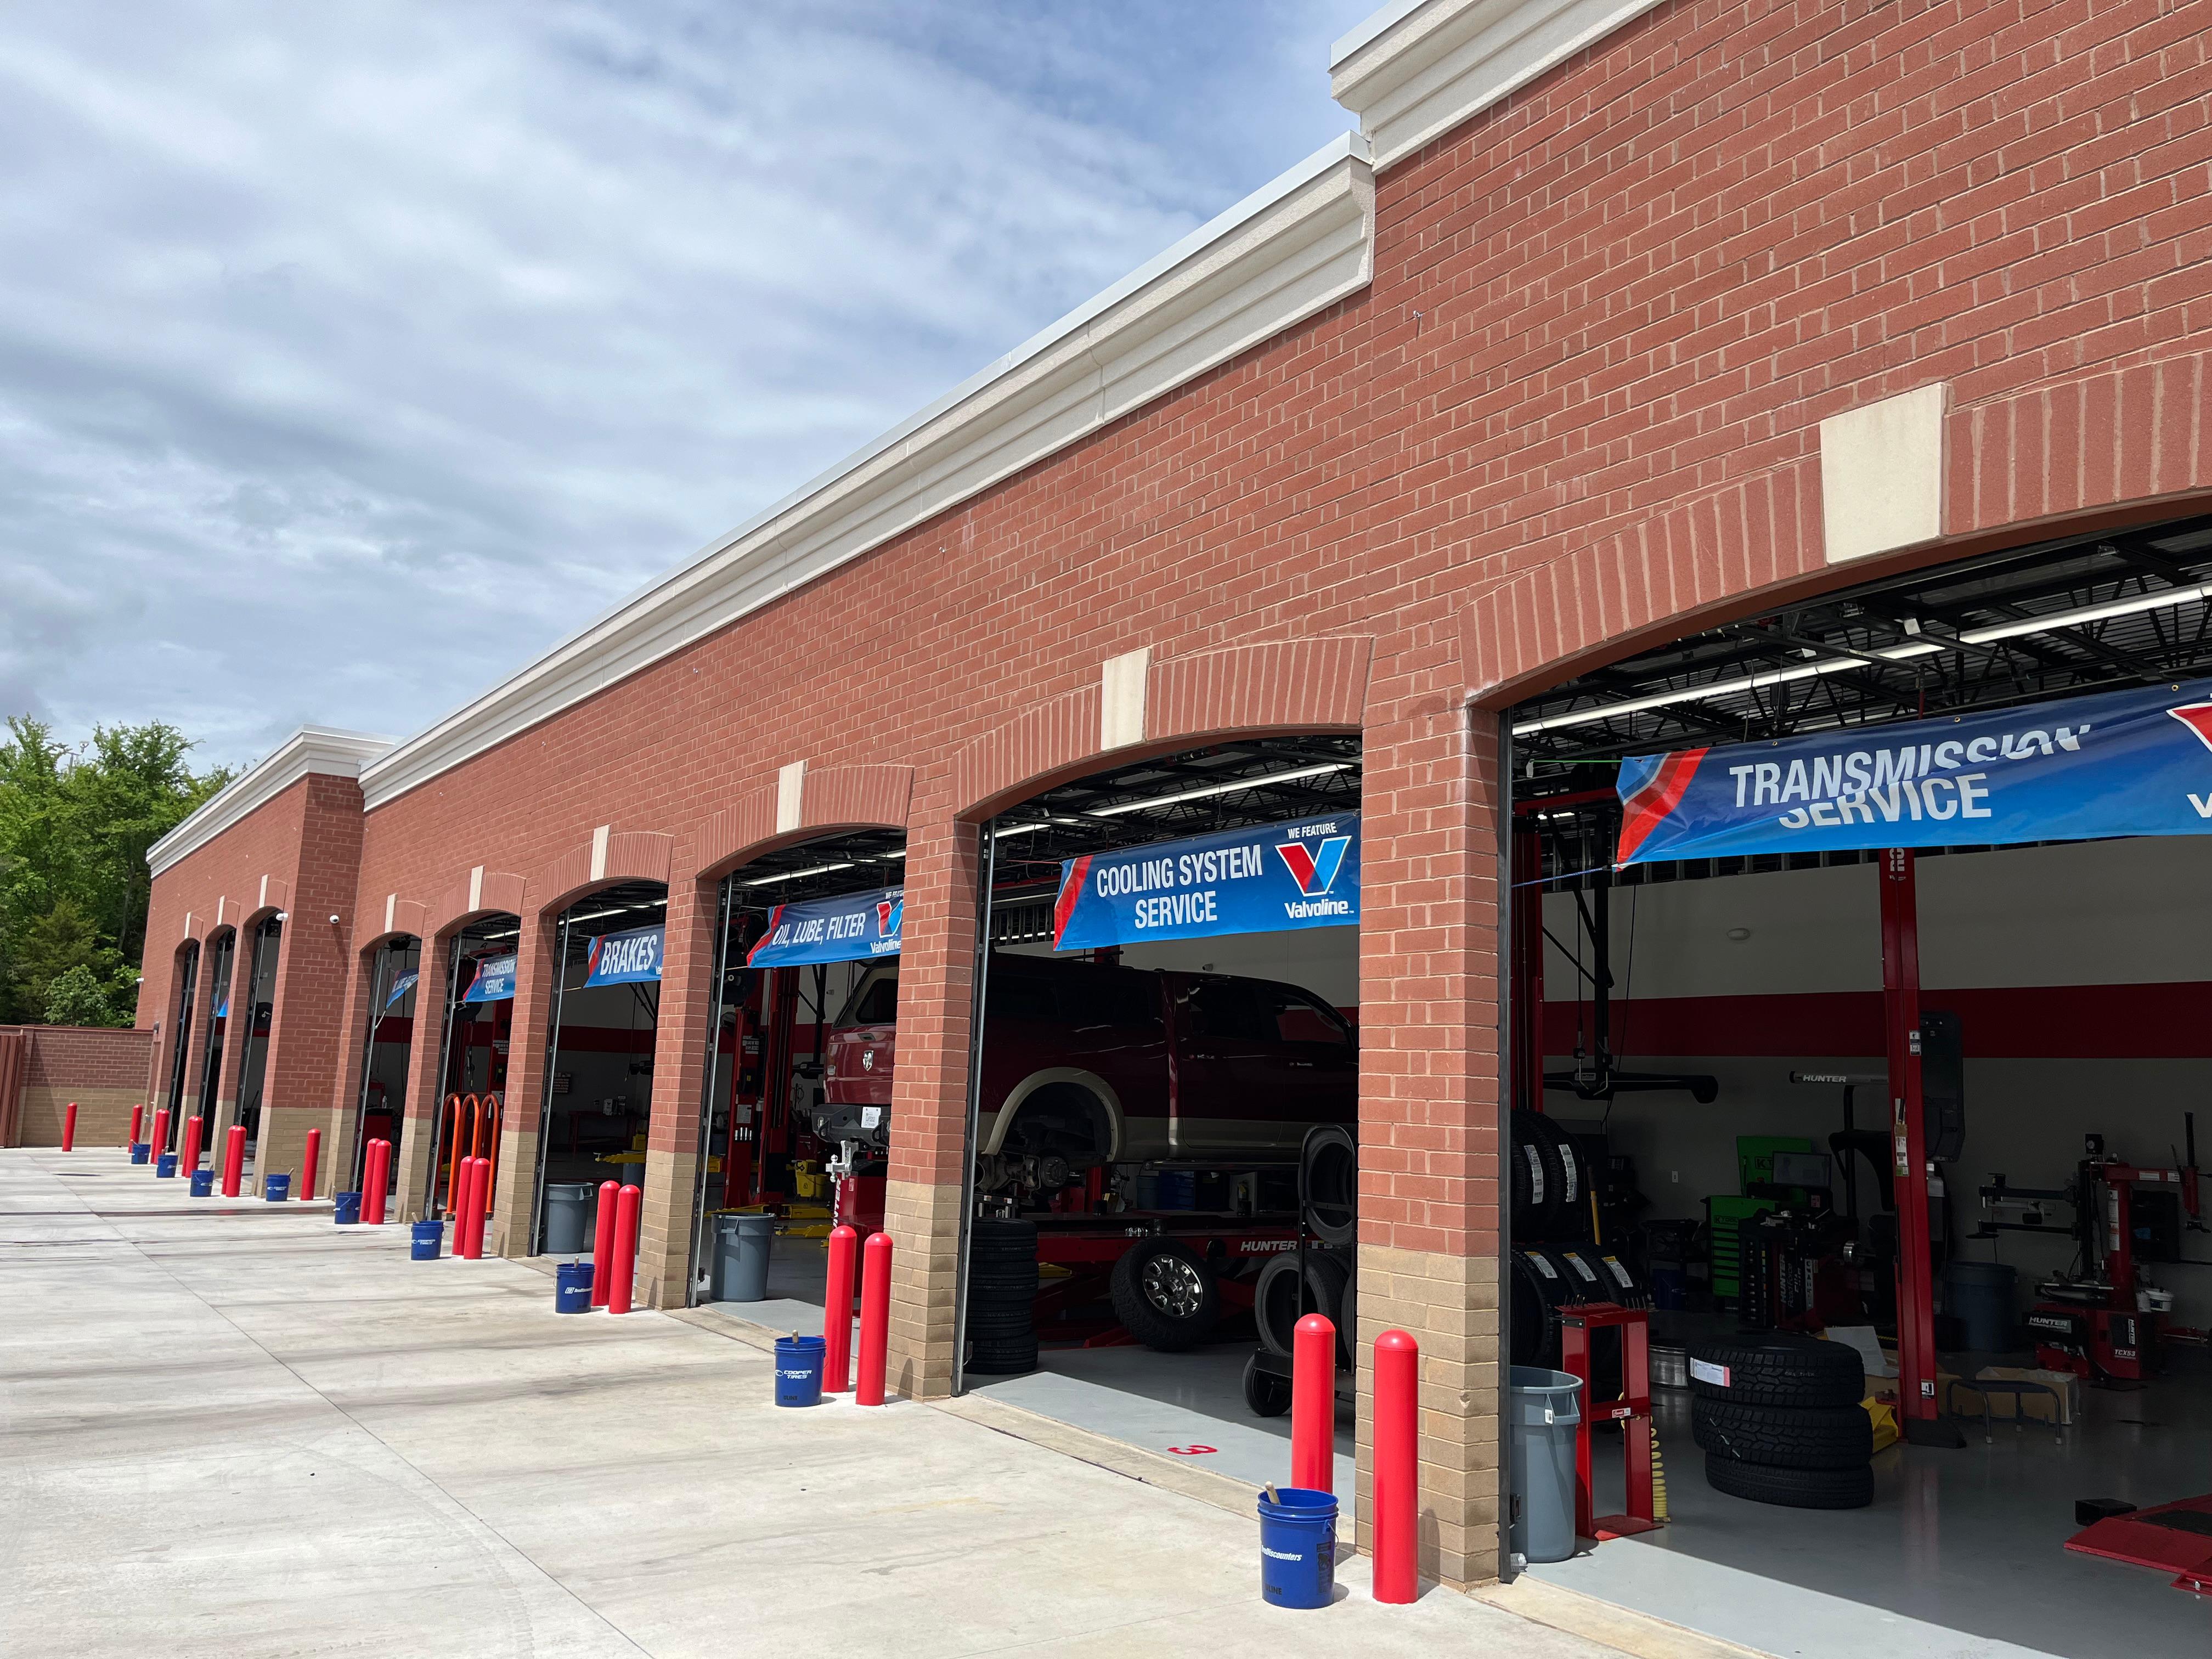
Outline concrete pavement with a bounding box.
[0,1148,1706,1658]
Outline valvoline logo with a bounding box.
[1274,834,1351,896]
[585,935,605,977]
[876,897,904,938]
[2169,702,2212,752]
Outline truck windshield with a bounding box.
[837,964,898,1026]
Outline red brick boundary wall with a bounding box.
[1,1025,155,1147]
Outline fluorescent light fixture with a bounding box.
[567,901,664,923]
[478,928,519,941]
[1091,760,1353,817]
[743,860,854,888]
[1511,580,2212,737]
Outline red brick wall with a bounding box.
[3,1025,155,1146]
[147,0,2212,1278]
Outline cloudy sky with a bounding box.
[2,0,1363,771]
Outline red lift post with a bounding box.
[1880,849,1953,1443]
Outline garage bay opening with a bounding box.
[1502,511,2212,1658]
[532,884,666,1254]
[162,938,199,1152]
[351,935,420,1200]
[422,915,519,1218]
[951,736,1362,1488]
[692,828,906,1314]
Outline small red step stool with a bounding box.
[1559,1302,1662,1541]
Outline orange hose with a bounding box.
[438,1095,461,1218]
[482,1094,501,1204]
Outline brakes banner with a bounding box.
[1616,678,2212,865]
[746,886,903,968]
[582,924,663,988]
[1052,813,1360,950]
[462,953,516,1004]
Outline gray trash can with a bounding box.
[543,1182,596,1255]
[713,1212,776,1302]
[1945,1259,2017,1352]
[1509,1365,1583,1565]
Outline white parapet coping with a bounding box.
[149,727,395,876]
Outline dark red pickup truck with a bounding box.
[810,952,1355,1194]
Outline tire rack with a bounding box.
[1246,1126,1356,1410]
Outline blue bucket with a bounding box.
[129,1142,151,1165]
[332,1191,362,1226]
[155,1153,178,1179]
[1257,1487,1338,1609]
[264,1173,290,1203]
[775,1335,827,1406]
[555,1261,594,1313]
[411,1220,444,1261]
[189,1169,213,1198]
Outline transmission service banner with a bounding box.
[582,924,664,988]
[747,887,903,968]
[1616,678,2212,865]
[462,953,516,1004]
[383,970,419,1009]
[1051,812,1359,950]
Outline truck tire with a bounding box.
[1301,1126,1357,1246]
[1111,1238,1221,1351]
[967,1336,1038,1375]
[1521,1111,1585,1237]
[1243,1352,1291,1418]
[1705,1453,1874,1510]
[1255,1253,1347,1357]
[1509,1110,1563,1236]
[1688,1334,1864,1409]
[1693,1399,1874,1469]
[1510,1246,1567,1368]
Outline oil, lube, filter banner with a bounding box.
[746,887,903,968]
[1615,677,2212,865]
[1051,812,1361,950]
[582,924,664,988]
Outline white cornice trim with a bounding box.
[1331,0,1668,171]
[358,134,1376,811]
[148,727,393,877]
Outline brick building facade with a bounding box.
[0,1025,154,1147]
[139,0,2212,1586]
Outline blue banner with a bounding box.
[747,887,902,968]
[383,970,419,1010]
[1617,678,2212,864]
[1052,813,1359,950]
[583,924,664,988]
[461,953,516,1005]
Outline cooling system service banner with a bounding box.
[746,887,904,968]
[462,953,516,1004]
[582,924,664,988]
[1615,678,2212,865]
[1052,812,1360,950]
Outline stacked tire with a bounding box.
[966,1217,1040,1375]
[1689,1334,1874,1509]
[1510,1109,1586,1242]
[1254,1249,1355,1369]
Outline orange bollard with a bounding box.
[607,1184,641,1314]
[301,1127,321,1203]
[822,1224,857,1392]
[150,1108,171,1164]
[181,1115,204,1177]
[221,1124,246,1198]
[62,1101,78,1152]
[128,1103,144,1149]
[1292,1312,1337,1493]
[856,1230,893,1406]
[589,1180,618,1307]
[1373,1328,1420,1603]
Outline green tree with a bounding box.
[0,718,230,1025]
[42,964,112,1026]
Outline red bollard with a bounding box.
[822,1224,857,1392]
[456,1158,485,1259]
[301,1127,321,1203]
[1292,1312,1337,1493]
[221,1124,246,1198]
[589,1180,618,1307]
[150,1108,171,1164]
[63,1101,78,1152]
[1373,1328,1420,1604]
[182,1115,204,1178]
[365,1138,391,1223]
[856,1230,893,1406]
[607,1184,641,1314]
[128,1103,144,1149]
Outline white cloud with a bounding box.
[0,0,1357,766]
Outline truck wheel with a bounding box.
[1111,1238,1221,1351]
[1300,1126,1357,1246]
[1254,1252,1347,1356]
[1244,1352,1292,1418]
[1693,1398,1874,1470]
